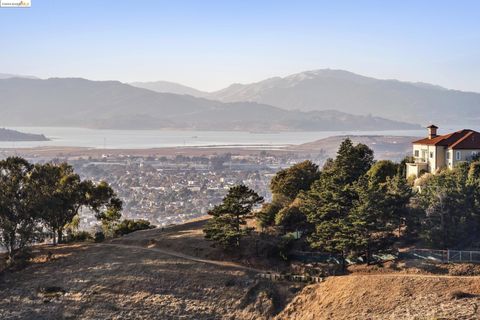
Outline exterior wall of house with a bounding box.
[412,144,438,173]
[450,149,480,167]
[410,143,480,177]
[406,162,428,178]
[435,145,446,172]
[446,149,453,168]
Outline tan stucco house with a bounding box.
[406,125,480,178]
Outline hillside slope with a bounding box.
[0,219,300,320]
[276,275,480,320]
[0,128,48,141]
[208,69,480,125]
[289,135,419,161]
[130,80,207,97]
[0,77,419,131]
[2,219,480,319]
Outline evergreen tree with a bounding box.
[415,163,479,248]
[366,160,399,184]
[256,201,283,229]
[204,185,263,248]
[274,200,309,233]
[334,138,374,185]
[299,139,408,265]
[300,171,357,264]
[348,176,409,263]
[31,163,83,244]
[0,157,38,262]
[270,160,320,201]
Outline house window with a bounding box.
[414,150,419,157]
[446,152,450,160]
[456,151,461,160]
[430,152,434,159]
[472,151,478,157]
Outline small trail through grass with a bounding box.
[99,242,267,273]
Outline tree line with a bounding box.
[0,157,122,265]
[204,138,480,264]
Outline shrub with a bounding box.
[113,219,155,236]
[94,231,105,243]
[67,231,92,243]
[277,234,295,261]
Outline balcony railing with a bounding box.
[410,157,427,164]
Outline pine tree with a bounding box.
[204,185,263,248]
[270,160,320,201]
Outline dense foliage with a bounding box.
[257,160,319,231]
[203,185,263,248]
[270,160,320,200]
[299,139,409,263]
[0,157,122,264]
[114,219,155,236]
[413,161,480,248]
[206,138,480,266]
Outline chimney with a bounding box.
[427,124,438,139]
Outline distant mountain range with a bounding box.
[131,69,480,126]
[0,77,419,131]
[0,128,48,141]
[0,73,38,80]
[130,80,206,97]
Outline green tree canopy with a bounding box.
[204,185,263,248]
[299,139,409,264]
[0,157,38,262]
[30,163,83,244]
[270,160,320,200]
[366,160,399,184]
[414,163,479,248]
[334,138,374,185]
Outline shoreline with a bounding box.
[0,134,417,159]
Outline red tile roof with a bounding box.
[413,129,480,149]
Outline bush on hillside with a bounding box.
[113,219,155,236]
[66,231,92,243]
[94,231,105,243]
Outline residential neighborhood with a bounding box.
[65,152,306,228]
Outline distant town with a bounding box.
[21,151,316,229]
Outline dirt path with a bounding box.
[101,242,480,281]
[100,242,267,273]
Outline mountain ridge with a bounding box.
[130,69,480,126]
[0,77,420,131]
[205,69,480,125]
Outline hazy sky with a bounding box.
[1,0,479,92]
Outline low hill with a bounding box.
[290,135,418,161]
[2,218,480,319]
[0,77,420,131]
[0,128,48,141]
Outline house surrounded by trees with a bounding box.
[406,125,480,177]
